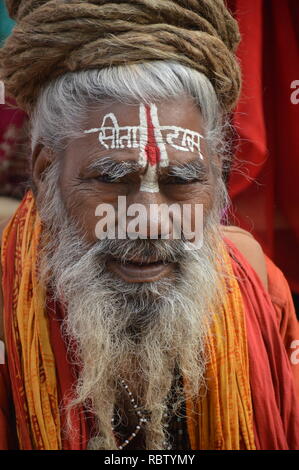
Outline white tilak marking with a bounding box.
[84,115,204,160]
[138,104,148,168]
[160,125,204,160]
[139,103,160,193]
[150,103,169,167]
[84,114,140,150]
[140,164,159,193]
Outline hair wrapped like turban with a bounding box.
[0,0,241,114]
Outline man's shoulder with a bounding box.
[0,218,12,342]
[222,225,268,291]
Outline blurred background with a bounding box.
[0,0,298,313]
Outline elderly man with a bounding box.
[0,0,298,451]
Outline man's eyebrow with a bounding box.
[84,156,208,181]
[162,160,209,180]
[86,156,141,178]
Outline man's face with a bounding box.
[58,97,216,283]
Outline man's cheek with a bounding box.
[62,191,106,243]
[185,186,214,211]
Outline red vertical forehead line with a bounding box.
[144,104,161,166]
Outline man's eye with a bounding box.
[96,174,121,183]
[164,177,200,185]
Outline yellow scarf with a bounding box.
[1,191,256,449]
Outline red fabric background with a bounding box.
[226,0,299,292]
[0,99,28,199]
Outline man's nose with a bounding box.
[126,191,177,240]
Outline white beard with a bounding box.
[37,161,227,450]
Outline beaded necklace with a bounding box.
[112,373,189,450]
[111,379,148,450]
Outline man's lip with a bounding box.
[113,256,164,265]
[107,258,175,282]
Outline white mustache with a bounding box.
[90,238,188,265]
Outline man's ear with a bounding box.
[32,144,55,191]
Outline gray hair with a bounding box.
[30,60,232,164]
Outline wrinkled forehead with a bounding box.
[82,98,206,161]
[62,98,209,176]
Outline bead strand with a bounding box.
[163,411,172,450]
[112,379,148,450]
